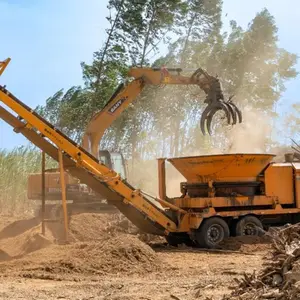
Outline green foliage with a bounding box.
[35,2,298,161]
[36,0,187,144]
[0,1,297,203]
[36,87,87,141]
[139,7,298,156]
[106,0,187,66]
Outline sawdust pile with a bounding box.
[1,234,164,278]
[0,226,52,258]
[68,213,133,241]
[68,213,164,244]
[0,217,40,240]
[0,213,165,278]
[219,235,272,253]
[0,218,53,260]
[224,224,300,299]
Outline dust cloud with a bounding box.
[126,159,185,198]
[127,107,276,198]
[225,108,273,154]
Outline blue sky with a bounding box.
[0,0,299,149]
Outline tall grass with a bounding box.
[0,145,56,216]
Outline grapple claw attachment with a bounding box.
[225,102,236,125]
[200,105,213,135]
[200,99,242,135]
[206,107,219,135]
[192,68,242,135]
[228,101,242,123]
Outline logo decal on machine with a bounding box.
[108,97,127,114]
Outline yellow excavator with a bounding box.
[82,66,242,157]
[26,64,242,217]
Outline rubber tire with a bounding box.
[235,215,263,237]
[195,217,230,249]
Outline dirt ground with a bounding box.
[0,213,269,300]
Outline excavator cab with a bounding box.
[27,150,127,202]
[99,150,127,179]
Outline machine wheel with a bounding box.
[195,217,230,249]
[235,215,263,236]
[166,234,196,247]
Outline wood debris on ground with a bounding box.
[223,224,300,300]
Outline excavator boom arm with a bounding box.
[0,58,11,77]
[83,67,242,157]
[82,79,145,157]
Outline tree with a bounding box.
[105,0,187,67]
[285,103,300,140]
[38,0,186,146]
[140,8,298,157]
[37,3,298,167]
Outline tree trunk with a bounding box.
[95,0,125,86]
[140,1,156,67]
[180,13,197,66]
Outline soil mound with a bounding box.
[219,235,272,252]
[68,213,128,241]
[0,213,166,279]
[224,224,300,299]
[0,217,39,240]
[0,249,11,261]
[0,224,53,259]
[1,233,164,278]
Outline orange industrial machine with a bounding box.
[1,58,300,249]
[158,153,300,247]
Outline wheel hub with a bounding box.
[207,224,224,243]
[243,223,257,235]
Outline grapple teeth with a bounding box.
[225,102,237,125]
[206,107,220,135]
[200,100,242,135]
[229,101,242,123]
[200,105,212,135]
[219,102,231,125]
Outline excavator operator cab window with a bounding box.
[99,150,127,179]
[99,153,110,167]
[110,152,126,179]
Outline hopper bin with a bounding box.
[167,153,275,183]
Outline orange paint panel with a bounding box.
[168,153,274,183]
[173,195,277,208]
[27,172,77,200]
[265,164,294,205]
[294,169,300,208]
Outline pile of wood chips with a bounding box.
[223,224,300,300]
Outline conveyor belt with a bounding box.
[0,86,178,235]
